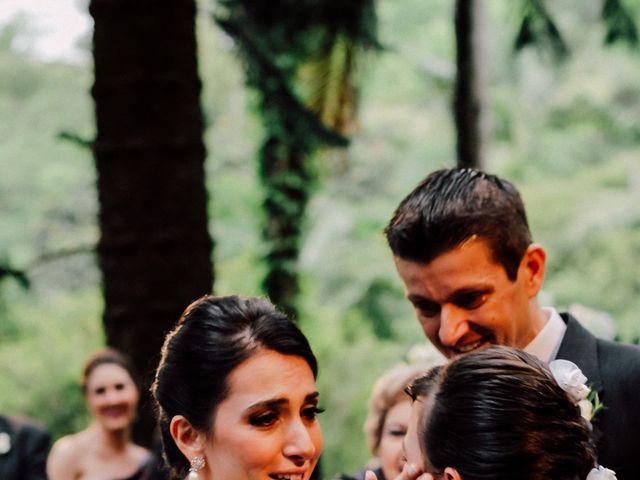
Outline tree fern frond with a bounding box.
[301,37,358,135]
[514,0,569,61]
[215,17,349,149]
[602,0,639,47]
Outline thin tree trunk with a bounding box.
[259,134,322,480]
[454,0,487,169]
[259,135,312,321]
[89,0,213,446]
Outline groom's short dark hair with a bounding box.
[384,168,532,280]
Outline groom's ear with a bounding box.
[443,467,462,480]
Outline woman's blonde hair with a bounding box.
[363,363,430,455]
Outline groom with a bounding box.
[384,167,640,479]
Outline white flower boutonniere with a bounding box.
[586,465,617,480]
[0,432,11,455]
[548,359,603,422]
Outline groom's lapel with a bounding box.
[555,313,604,445]
[556,313,603,391]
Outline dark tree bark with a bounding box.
[453,0,487,169]
[89,0,213,445]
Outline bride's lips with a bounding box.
[268,470,307,480]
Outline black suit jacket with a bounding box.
[0,415,50,480]
[556,313,640,480]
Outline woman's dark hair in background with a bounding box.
[151,294,318,479]
[407,346,596,480]
[81,347,139,394]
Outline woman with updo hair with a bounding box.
[368,346,606,480]
[152,295,323,480]
[393,346,600,480]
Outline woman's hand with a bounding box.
[364,463,432,480]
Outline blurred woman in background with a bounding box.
[47,348,152,480]
[337,362,434,480]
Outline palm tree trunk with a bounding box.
[89,0,213,445]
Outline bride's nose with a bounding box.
[282,419,318,465]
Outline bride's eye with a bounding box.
[249,412,278,427]
[302,406,325,421]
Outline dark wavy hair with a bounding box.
[151,295,318,479]
[81,347,139,394]
[407,346,596,480]
[385,168,532,280]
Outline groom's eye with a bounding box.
[454,291,487,310]
[414,300,440,317]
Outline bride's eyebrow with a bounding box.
[305,392,320,404]
[246,391,320,411]
[246,398,288,411]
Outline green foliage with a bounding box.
[602,0,639,46]
[0,21,100,441]
[0,28,96,269]
[213,0,379,317]
[515,0,639,59]
[343,278,405,341]
[0,287,103,439]
[0,264,29,290]
[315,339,412,472]
[215,16,349,150]
[514,0,570,60]
[4,1,640,477]
[298,291,424,473]
[213,0,379,150]
[547,225,640,341]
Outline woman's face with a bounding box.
[85,363,139,432]
[378,398,412,479]
[203,349,323,480]
[404,397,427,473]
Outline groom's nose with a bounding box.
[438,304,470,347]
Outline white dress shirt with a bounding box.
[524,307,567,363]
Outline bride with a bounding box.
[369,346,614,480]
